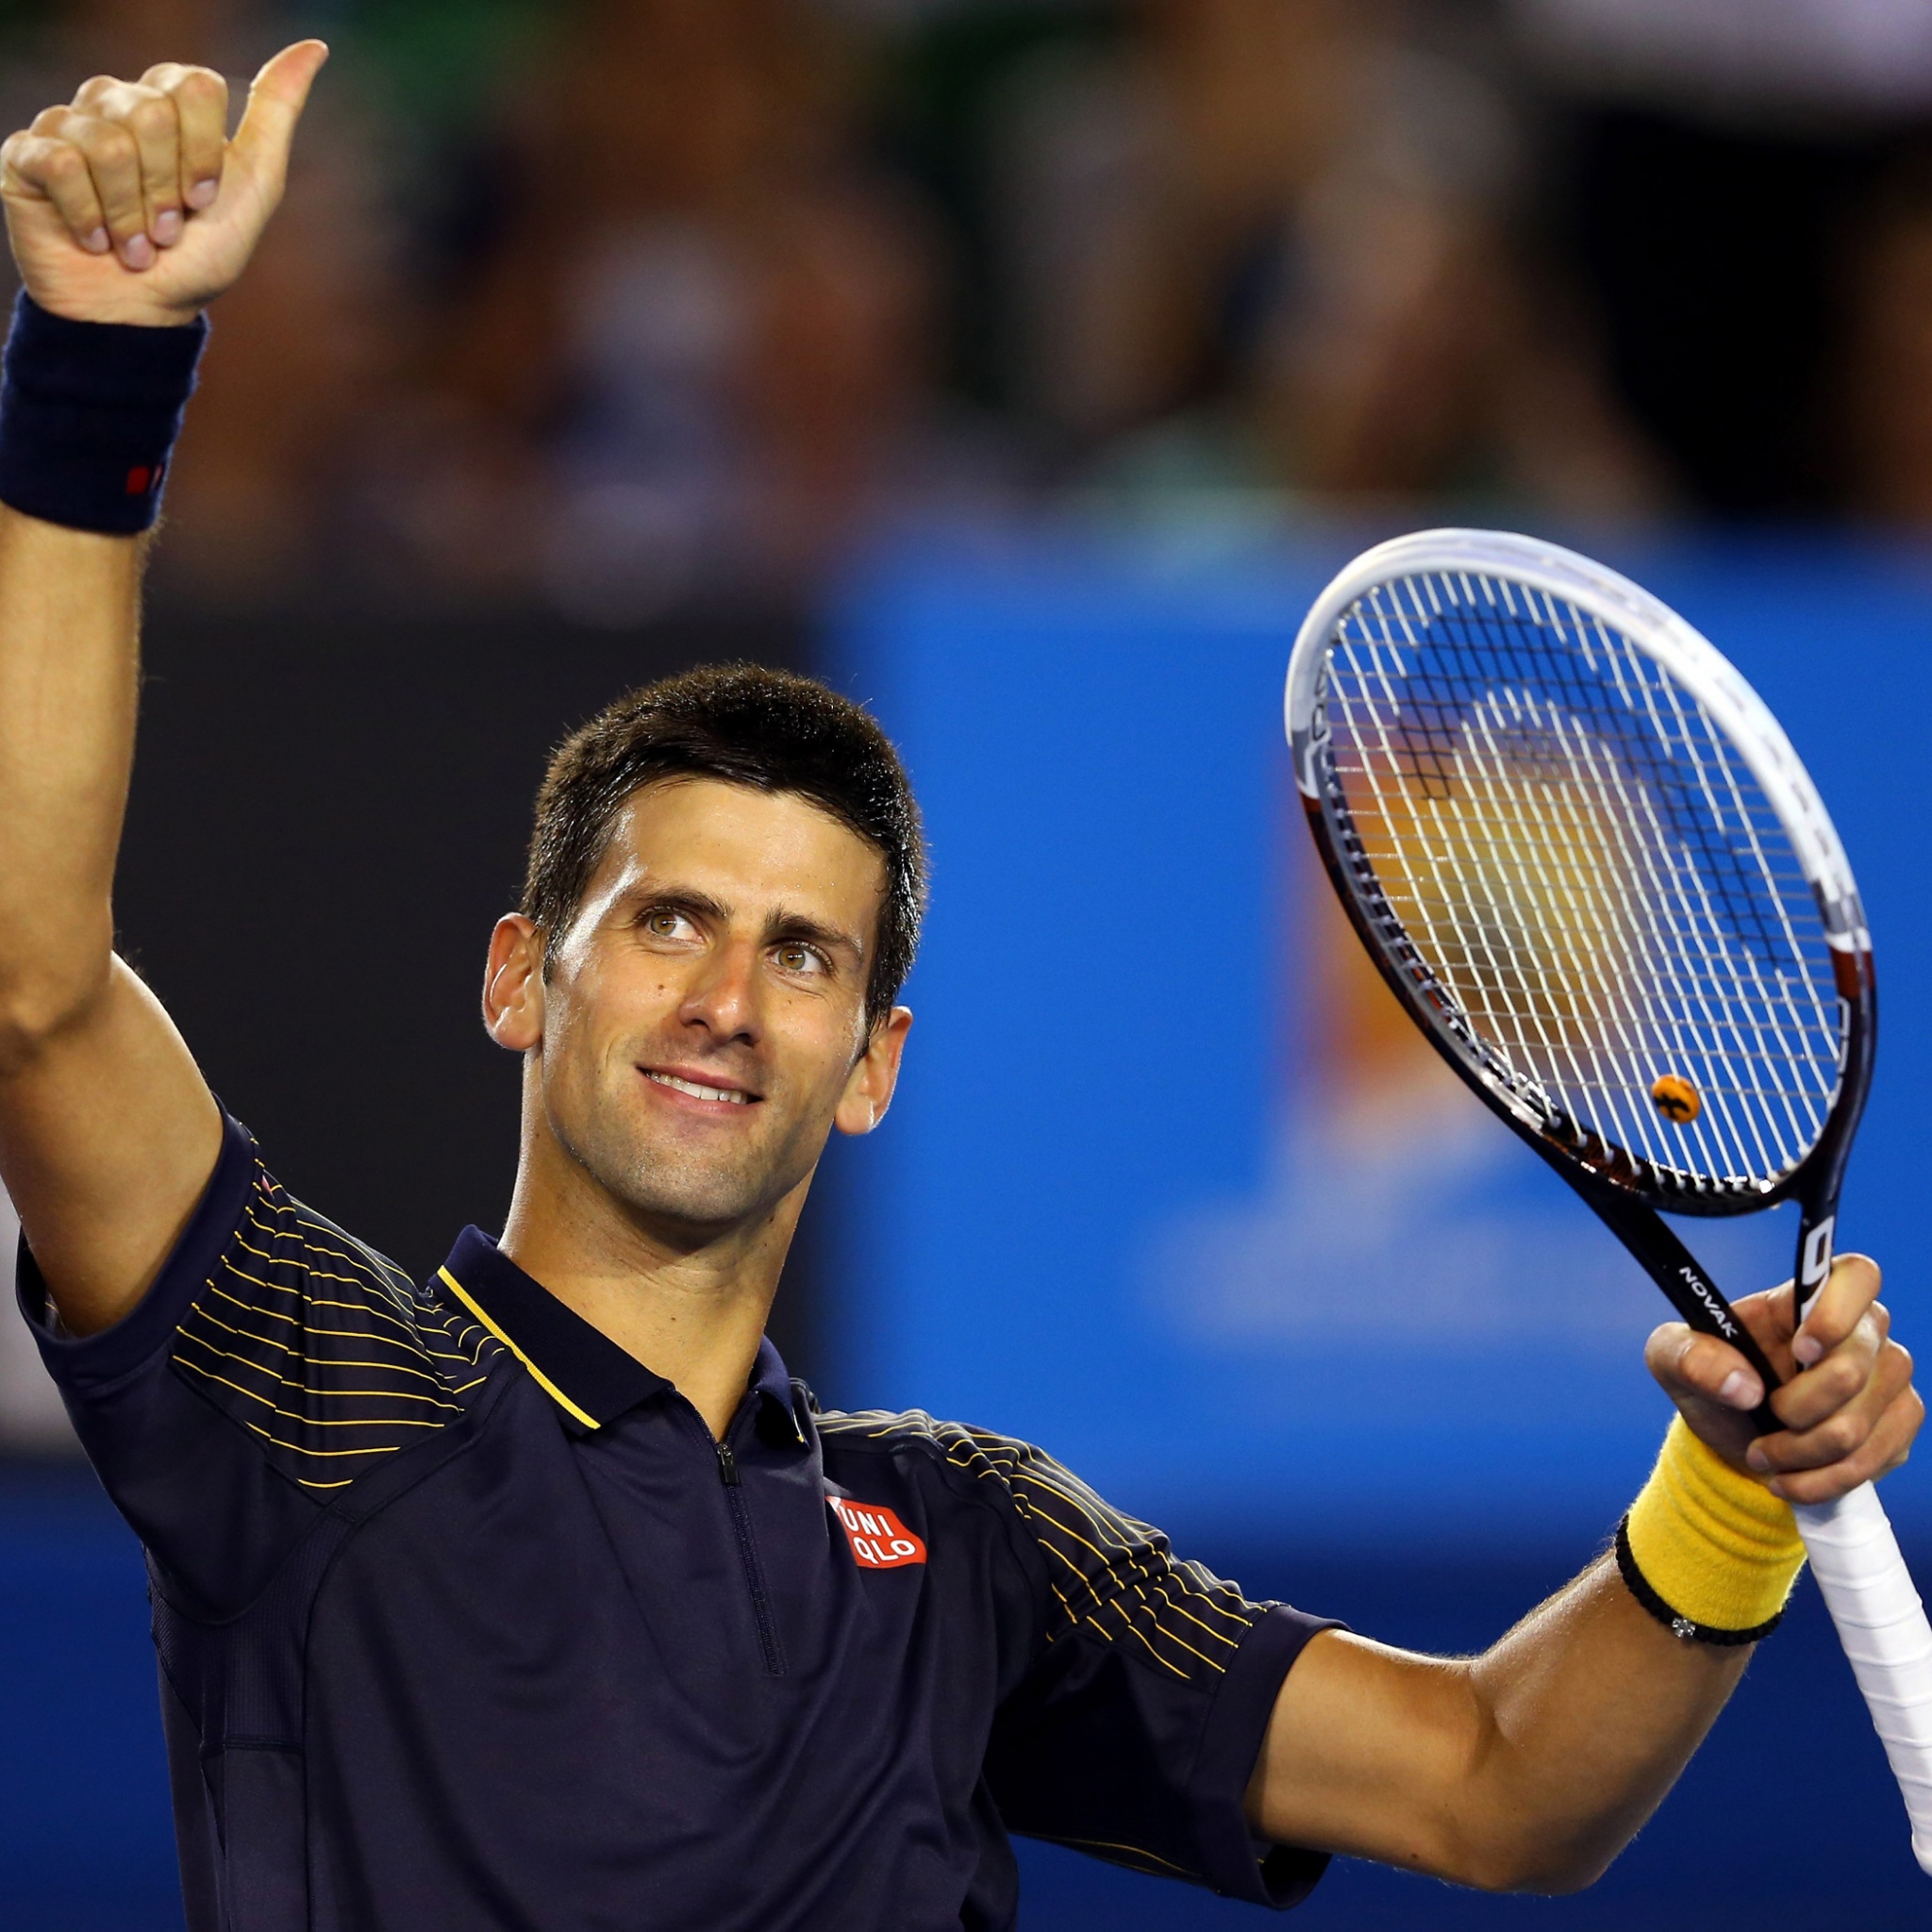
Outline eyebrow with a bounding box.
[766,908,866,966]
[635,885,729,926]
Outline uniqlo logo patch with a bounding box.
[829,1496,926,1569]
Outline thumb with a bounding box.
[1647,1322,1765,1414]
[230,40,329,180]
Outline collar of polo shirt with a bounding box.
[435,1227,804,1443]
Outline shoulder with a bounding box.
[171,1148,507,1492]
[815,1406,1042,1501]
[817,1407,1081,1501]
[814,1404,996,1463]
[217,1162,454,1351]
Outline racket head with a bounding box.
[1285,529,1874,1217]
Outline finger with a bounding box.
[49,108,150,268]
[1733,1278,1798,1370]
[1645,1322,1764,1412]
[1766,1381,1923,1505]
[69,73,124,113]
[229,40,328,187]
[1753,1339,1913,1474]
[1792,1252,1881,1369]
[71,82,182,252]
[143,64,228,212]
[0,131,110,253]
[113,84,187,248]
[1770,1307,1888,1433]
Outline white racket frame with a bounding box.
[1284,526,1932,1875]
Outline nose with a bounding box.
[677,935,762,1045]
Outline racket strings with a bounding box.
[1322,570,1841,1195]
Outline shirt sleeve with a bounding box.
[960,1427,1342,1909]
[16,1113,495,1618]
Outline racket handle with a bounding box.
[1793,1484,1932,1874]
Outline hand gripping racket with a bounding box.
[1285,528,1932,1871]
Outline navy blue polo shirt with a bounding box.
[22,1116,1339,1930]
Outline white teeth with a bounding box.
[646,1071,751,1105]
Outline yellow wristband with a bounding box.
[1619,1416,1806,1641]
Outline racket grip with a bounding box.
[1793,1484,1932,1874]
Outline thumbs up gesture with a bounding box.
[0,41,328,327]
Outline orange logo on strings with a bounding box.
[829,1496,926,1569]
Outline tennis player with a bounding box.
[0,43,1919,1931]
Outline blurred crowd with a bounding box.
[4,0,1932,615]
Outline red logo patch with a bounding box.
[829,1496,926,1569]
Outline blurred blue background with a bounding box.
[9,0,1932,1924]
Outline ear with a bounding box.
[834,1007,913,1136]
[483,915,547,1052]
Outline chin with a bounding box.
[555,1090,817,1234]
[589,1128,787,1233]
[614,1166,769,1233]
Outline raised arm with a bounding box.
[0,43,325,1335]
[1246,1258,1922,1890]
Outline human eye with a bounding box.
[772,941,829,977]
[639,907,699,942]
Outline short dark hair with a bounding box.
[522,664,926,1030]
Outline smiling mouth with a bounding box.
[644,1070,757,1106]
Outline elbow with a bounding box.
[1465,1850,1608,1899]
[1448,1825,1617,1897]
[1439,1712,1622,1893]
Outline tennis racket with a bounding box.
[1285,528,1932,1871]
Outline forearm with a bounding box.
[1247,1557,1746,1892]
[0,274,210,1055]
[1252,1405,1838,1890]
[0,503,143,1054]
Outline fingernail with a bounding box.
[82,226,109,255]
[1765,1479,1788,1499]
[1793,1335,1824,1368]
[1720,1370,1762,1408]
[1746,1441,1771,1471]
[153,208,182,246]
[187,177,217,210]
[120,233,156,270]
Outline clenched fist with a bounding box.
[0,41,327,328]
[1647,1253,1922,1505]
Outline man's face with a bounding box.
[491,778,907,1239]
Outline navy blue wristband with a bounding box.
[0,291,207,535]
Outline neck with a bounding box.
[499,1125,807,1441]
